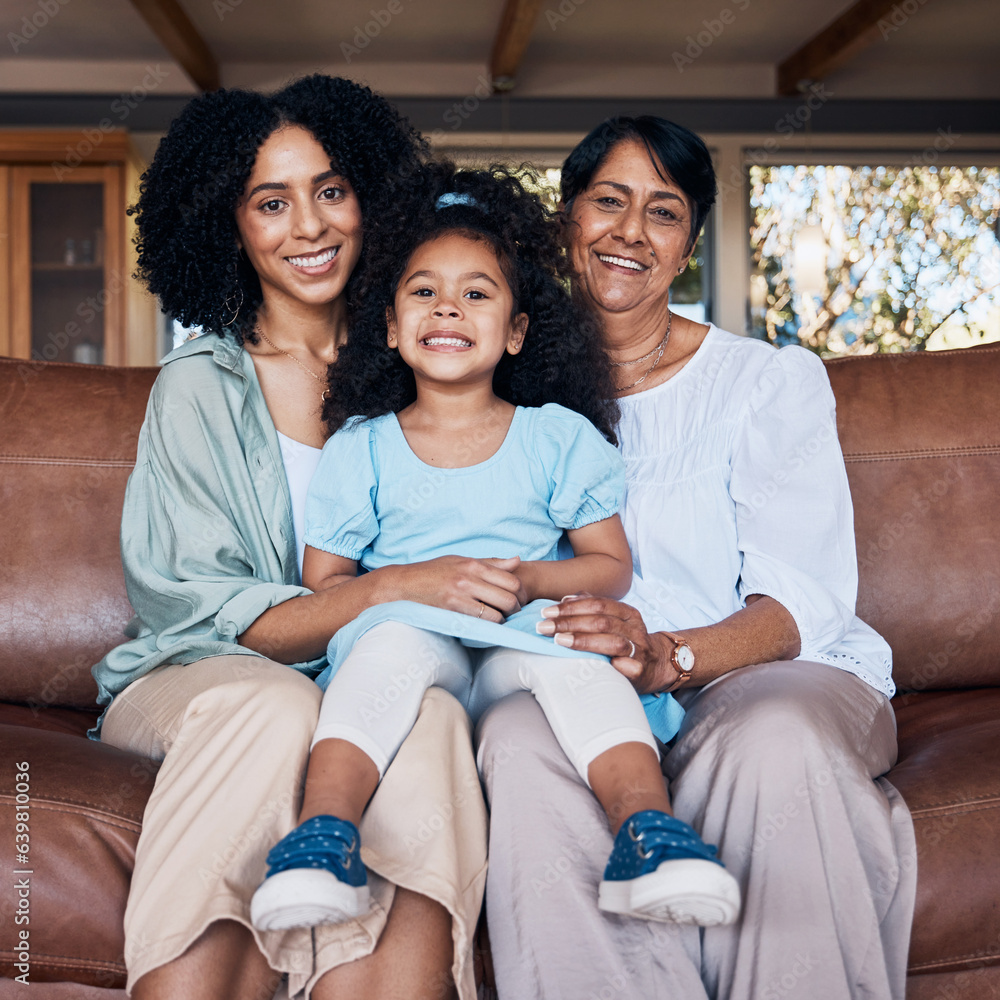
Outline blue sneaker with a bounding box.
[250,815,370,931]
[598,810,740,925]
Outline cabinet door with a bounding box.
[10,164,124,365]
[0,166,9,357]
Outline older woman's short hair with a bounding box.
[560,115,717,252]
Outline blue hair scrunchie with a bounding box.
[435,191,481,211]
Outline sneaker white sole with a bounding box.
[250,868,370,931]
[598,858,741,926]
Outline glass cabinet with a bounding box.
[0,131,157,366]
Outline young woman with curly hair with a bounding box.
[246,163,739,935]
[92,77,492,1000]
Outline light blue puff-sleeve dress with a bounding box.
[304,403,684,743]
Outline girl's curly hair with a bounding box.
[324,161,620,443]
[130,75,427,343]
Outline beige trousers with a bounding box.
[101,655,488,1000]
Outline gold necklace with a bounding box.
[615,312,672,392]
[256,328,331,401]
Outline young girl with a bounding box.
[250,164,740,933]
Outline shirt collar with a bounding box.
[162,332,245,373]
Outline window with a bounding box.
[748,163,1000,355]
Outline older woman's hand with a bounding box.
[536,594,684,694]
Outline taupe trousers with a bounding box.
[101,655,488,1000]
[477,660,917,1000]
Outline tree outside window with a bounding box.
[749,164,1000,356]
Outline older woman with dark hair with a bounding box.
[477,116,916,1000]
[92,77,497,1000]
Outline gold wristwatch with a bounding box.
[663,630,694,683]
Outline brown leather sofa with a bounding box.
[2,346,999,999]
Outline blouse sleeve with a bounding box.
[535,404,625,530]
[729,346,858,658]
[120,363,313,651]
[303,418,379,559]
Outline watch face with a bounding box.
[675,643,695,672]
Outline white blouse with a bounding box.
[616,325,894,698]
[276,430,323,577]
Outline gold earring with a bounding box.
[222,285,244,327]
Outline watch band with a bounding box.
[662,630,694,683]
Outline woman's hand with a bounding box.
[535,592,802,692]
[390,555,525,623]
[240,555,524,663]
[536,594,684,694]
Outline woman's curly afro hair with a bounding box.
[324,160,620,443]
[130,75,427,343]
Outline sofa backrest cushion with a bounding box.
[2,346,998,709]
[827,344,1000,691]
[0,358,157,710]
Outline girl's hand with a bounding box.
[535,594,684,694]
[391,555,524,623]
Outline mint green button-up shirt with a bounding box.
[90,334,324,734]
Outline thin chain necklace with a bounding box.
[256,327,330,401]
[614,311,672,392]
[610,331,665,367]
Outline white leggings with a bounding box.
[313,620,657,785]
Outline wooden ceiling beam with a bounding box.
[129,0,219,92]
[777,0,911,96]
[489,0,546,92]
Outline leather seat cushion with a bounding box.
[890,688,1000,975]
[904,966,1000,1000]
[0,724,158,987]
[0,704,98,738]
